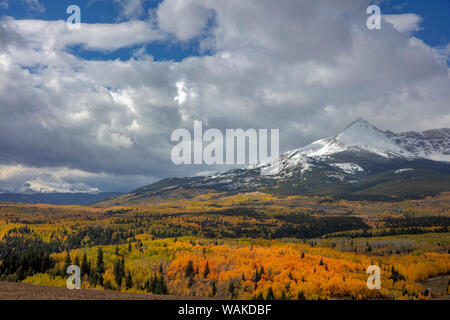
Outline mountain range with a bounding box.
[16,174,100,194]
[0,174,120,205]
[0,174,100,194]
[103,119,450,206]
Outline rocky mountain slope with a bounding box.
[101,119,450,205]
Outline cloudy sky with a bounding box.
[0,0,449,192]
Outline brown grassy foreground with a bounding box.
[419,275,450,300]
[0,281,199,300]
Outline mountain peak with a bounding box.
[15,174,100,194]
[354,117,371,124]
[344,118,375,131]
[334,119,411,157]
[288,118,413,160]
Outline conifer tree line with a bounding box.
[0,227,170,293]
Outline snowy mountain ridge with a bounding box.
[102,119,450,203]
[178,118,450,193]
[298,118,414,158]
[258,118,449,176]
[15,174,100,194]
[387,128,450,162]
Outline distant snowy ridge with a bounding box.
[0,187,10,194]
[15,174,99,194]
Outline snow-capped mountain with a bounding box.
[105,119,450,204]
[258,118,448,176]
[387,128,450,162]
[290,118,414,159]
[15,174,100,194]
[0,187,10,194]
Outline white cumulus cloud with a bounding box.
[0,0,449,192]
[383,13,423,34]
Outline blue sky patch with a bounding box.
[379,0,450,47]
[1,0,448,62]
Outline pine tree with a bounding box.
[185,260,194,278]
[89,268,97,286]
[125,271,133,289]
[114,259,124,288]
[73,255,80,268]
[96,247,104,286]
[254,292,263,300]
[389,266,406,283]
[297,291,306,300]
[96,247,105,274]
[203,261,210,279]
[228,281,236,298]
[81,252,90,276]
[144,279,151,292]
[104,280,114,291]
[253,268,261,282]
[63,250,71,273]
[211,280,217,297]
[120,258,125,277]
[154,274,168,295]
[187,275,194,288]
[148,274,156,292]
[265,287,275,300]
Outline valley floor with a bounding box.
[0,192,448,300]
